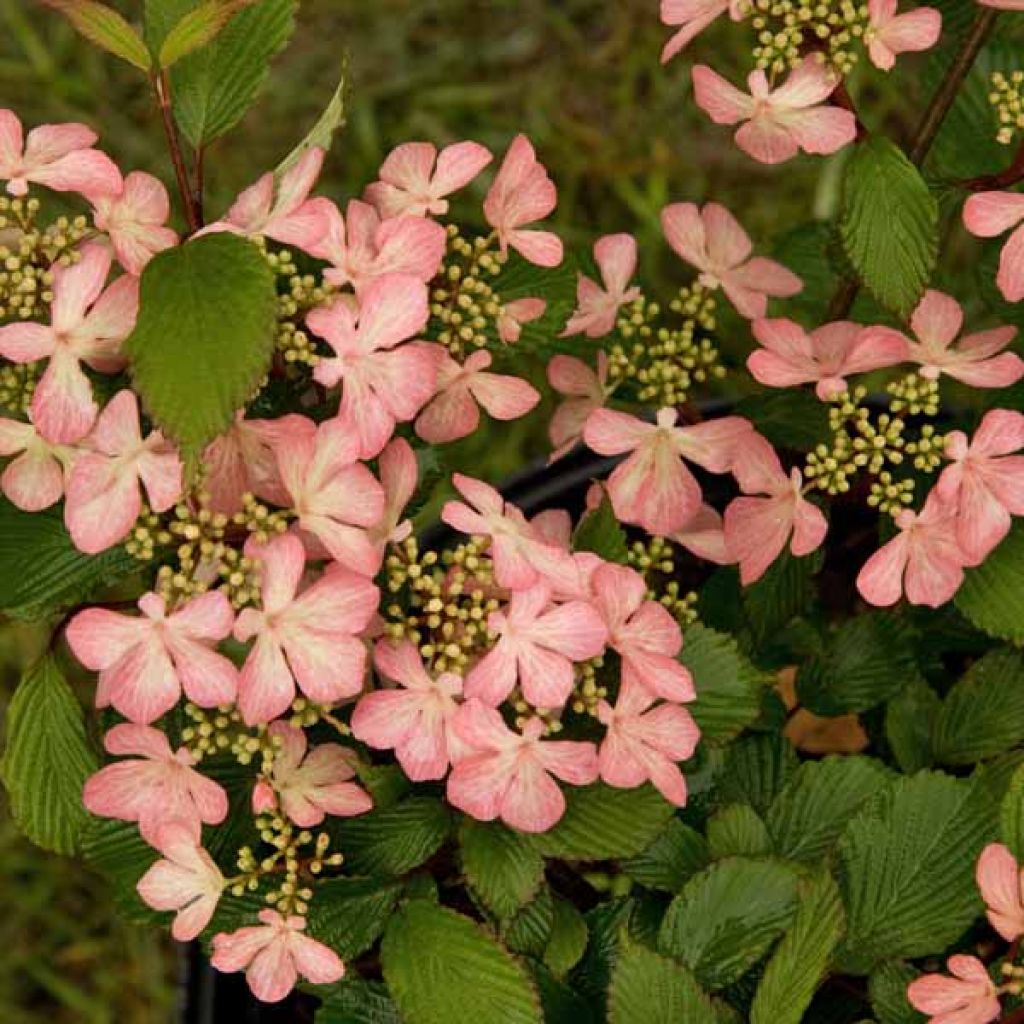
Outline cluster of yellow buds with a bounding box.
[0,362,38,414]
[741,0,869,76]
[887,372,940,417]
[990,70,1024,146]
[268,247,334,368]
[0,197,90,320]
[383,535,500,673]
[569,656,609,717]
[608,287,723,408]
[867,471,916,516]
[180,702,260,763]
[904,424,945,473]
[627,536,700,626]
[999,961,1024,998]
[430,225,509,358]
[512,693,568,731]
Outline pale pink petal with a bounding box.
[856,534,909,607]
[977,843,1024,942]
[692,66,754,125]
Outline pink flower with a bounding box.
[977,843,1024,942]
[937,409,1024,563]
[137,820,224,941]
[692,58,857,165]
[660,0,744,63]
[597,679,699,805]
[0,244,137,444]
[724,433,828,584]
[748,318,908,399]
[274,417,386,575]
[978,0,1024,9]
[92,170,178,275]
[447,699,599,833]
[561,234,641,338]
[310,199,446,292]
[856,488,968,608]
[464,583,608,708]
[441,473,576,590]
[590,562,695,702]
[67,590,237,724]
[308,275,436,459]
[204,148,333,254]
[63,390,182,554]
[496,297,547,344]
[670,503,733,564]
[907,955,1001,1024]
[262,722,372,826]
[860,290,1024,387]
[233,533,379,724]
[547,352,609,461]
[483,135,563,268]
[865,0,942,71]
[82,724,228,842]
[0,110,119,198]
[963,191,1024,303]
[661,203,802,319]
[415,349,539,444]
[0,414,74,511]
[364,140,493,217]
[351,639,464,781]
[211,909,344,1004]
[583,406,753,536]
[369,437,418,547]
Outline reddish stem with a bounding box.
[152,71,200,235]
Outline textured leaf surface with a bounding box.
[869,962,926,1024]
[44,0,151,69]
[305,877,401,960]
[623,819,710,892]
[460,818,544,921]
[334,797,451,876]
[544,897,589,977]
[955,522,1024,644]
[1001,761,1024,862]
[317,980,401,1024]
[572,494,629,564]
[608,945,718,1024]
[706,804,772,859]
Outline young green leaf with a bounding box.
[459,818,545,921]
[158,0,255,69]
[608,944,718,1024]
[276,63,347,178]
[840,136,938,316]
[572,494,629,564]
[381,901,541,1024]
[43,0,152,70]
[955,522,1024,644]
[2,655,97,855]
[125,233,277,466]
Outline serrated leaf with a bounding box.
[658,857,800,991]
[276,63,347,178]
[530,962,597,1024]
[681,625,767,744]
[570,898,634,1008]
[544,897,589,977]
[333,797,450,876]
[767,756,893,864]
[43,0,151,70]
[742,549,822,651]
[0,497,136,620]
[955,522,1024,644]
[502,884,555,957]
[735,387,830,450]
[797,612,919,716]
[381,900,541,1024]
[1,655,97,854]
[836,772,996,973]
[488,253,579,357]
[706,804,772,859]
[608,944,718,1024]
[125,233,277,465]
[716,732,799,816]
[80,818,162,922]
[933,648,1024,764]
[530,782,674,860]
[158,0,254,68]
[317,980,401,1024]
[305,877,401,960]
[751,870,846,1024]
[840,136,938,316]
[623,818,710,892]
[1001,761,1024,861]
[459,818,544,921]
[169,0,296,146]
[885,676,939,773]
[869,962,926,1024]
[572,494,629,564]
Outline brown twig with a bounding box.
[964,138,1024,192]
[152,70,200,235]
[193,144,206,229]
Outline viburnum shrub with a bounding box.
[7,1,1024,1021]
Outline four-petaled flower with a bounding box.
[91,170,178,275]
[976,842,1024,943]
[865,0,942,72]
[547,352,610,461]
[0,413,75,511]
[660,0,745,63]
[907,955,1001,1024]
[963,191,1024,303]
[561,234,641,338]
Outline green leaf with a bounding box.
[742,549,822,650]
[488,253,579,357]
[706,804,772,860]
[716,733,799,816]
[735,387,830,451]
[531,782,674,860]
[750,870,846,1024]
[305,877,401,960]
[766,756,893,864]
[869,962,926,1024]
[158,0,254,68]
[608,944,718,1024]
[125,234,277,465]
[571,898,634,1008]
[276,63,347,177]
[1001,761,1024,861]
[623,818,710,892]
[837,772,995,973]
[572,494,629,564]
[658,858,800,991]
[933,649,1024,764]
[317,980,401,1024]
[169,0,296,146]
[459,818,544,921]
[43,0,151,70]
[797,612,919,716]
[334,797,451,876]
[80,818,162,923]
[681,625,767,744]
[2,655,97,854]
[840,136,938,316]
[955,522,1024,644]
[544,897,589,977]
[530,963,597,1024]
[0,497,136,620]
[502,885,554,957]
[381,900,541,1024]
[885,676,939,773]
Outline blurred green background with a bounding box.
[0,0,947,1020]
